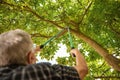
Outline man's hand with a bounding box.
[70,48,80,57]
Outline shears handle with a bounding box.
[71,47,76,57]
[40,45,44,49]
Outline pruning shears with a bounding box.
[39,27,75,57]
[40,28,66,49]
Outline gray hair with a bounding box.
[0,29,33,66]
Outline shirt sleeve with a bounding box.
[52,64,81,80]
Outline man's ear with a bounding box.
[27,51,33,64]
[27,51,37,64]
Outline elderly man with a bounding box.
[0,29,88,80]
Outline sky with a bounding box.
[36,43,70,64]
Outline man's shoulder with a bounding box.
[21,62,53,71]
[36,62,51,66]
[26,62,52,69]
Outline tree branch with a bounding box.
[31,33,51,38]
[78,1,92,24]
[1,1,65,29]
[22,3,66,30]
[101,68,110,76]
[31,29,67,39]
[1,1,68,39]
[77,0,82,6]
[109,26,120,37]
[76,1,92,30]
[0,0,20,9]
[98,61,105,69]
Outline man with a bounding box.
[0,29,88,80]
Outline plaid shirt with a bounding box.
[0,63,80,80]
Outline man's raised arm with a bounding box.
[71,49,88,80]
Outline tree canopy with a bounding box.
[0,0,120,79]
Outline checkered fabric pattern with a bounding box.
[0,63,80,80]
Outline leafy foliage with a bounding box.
[0,0,120,79]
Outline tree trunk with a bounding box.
[71,29,120,71]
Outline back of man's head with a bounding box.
[0,29,33,66]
